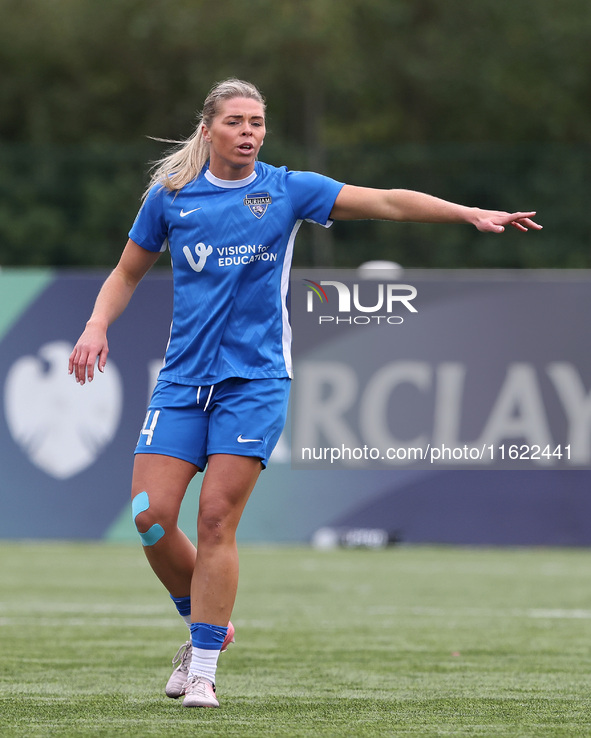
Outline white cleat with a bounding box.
[182,676,219,708]
[165,641,192,699]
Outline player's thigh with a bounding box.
[198,453,263,529]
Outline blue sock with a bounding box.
[190,622,228,649]
[188,622,229,683]
[170,594,192,627]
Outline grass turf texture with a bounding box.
[1,544,590,737]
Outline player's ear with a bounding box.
[201,123,212,144]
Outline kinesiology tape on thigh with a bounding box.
[132,491,165,546]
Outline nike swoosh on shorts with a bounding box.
[237,435,262,443]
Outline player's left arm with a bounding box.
[330,185,542,234]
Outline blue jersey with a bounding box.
[129,161,344,385]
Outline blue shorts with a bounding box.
[134,377,291,470]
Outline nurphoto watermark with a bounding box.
[289,269,591,471]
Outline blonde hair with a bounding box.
[143,78,266,200]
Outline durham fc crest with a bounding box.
[244,192,272,219]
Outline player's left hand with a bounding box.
[473,210,543,234]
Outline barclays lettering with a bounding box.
[292,360,591,469]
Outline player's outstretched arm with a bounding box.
[68,239,160,385]
[330,185,542,233]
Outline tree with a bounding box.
[0,0,589,267]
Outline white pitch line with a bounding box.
[366,605,591,620]
[0,616,182,628]
[0,603,171,615]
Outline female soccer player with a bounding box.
[69,78,541,708]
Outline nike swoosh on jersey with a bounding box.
[237,435,262,443]
[180,208,202,217]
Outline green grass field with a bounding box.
[1,543,591,737]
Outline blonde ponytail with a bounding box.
[142,78,266,201]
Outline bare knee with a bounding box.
[197,503,237,547]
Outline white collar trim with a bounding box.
[204,168,258,189]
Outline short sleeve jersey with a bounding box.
[129,161,344,385]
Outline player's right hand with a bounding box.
[68,321,109,385]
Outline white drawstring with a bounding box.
[203,384,214,412]
[196,385,214,410]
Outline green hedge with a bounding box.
[0,142,587,269]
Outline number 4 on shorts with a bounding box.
[140,409,160,446]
